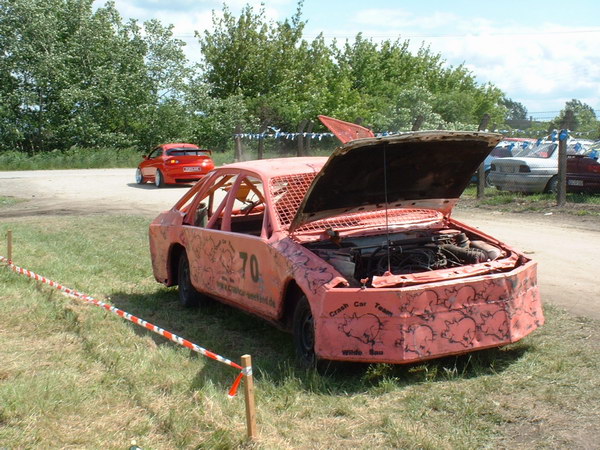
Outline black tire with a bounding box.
[484,170,493,187]
[293,295,318,368]
[155,169,165,188]
[545,176,558,194]
[177,252,204,307]
[135,167,145,184]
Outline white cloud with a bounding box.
[335,8,600,112]
[353,8,460,31]
[93,2,600,112]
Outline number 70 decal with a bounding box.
[239,252,260,282]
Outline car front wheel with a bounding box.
[177,252,205,307]
[155,169,165,188]
[293,295,317,367]
[135,168,145,184]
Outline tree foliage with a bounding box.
[3,0,587,154]
[502,97,528,121]
[0,0,189,152]
[197,6,507,133]
[550,99,597,133]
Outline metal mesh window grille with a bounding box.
[269,173,316,226]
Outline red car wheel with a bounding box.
[135,168,145,184]
[155,169,165,188]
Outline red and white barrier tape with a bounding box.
[0,255,248,397]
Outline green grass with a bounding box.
[461,186,600,215]
[0,146,334,171]
[1,215,599,448]
[0,147,143,171]
[0,196,22,208]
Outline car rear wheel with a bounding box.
[177,252,205,307]
[155,169,165,188]
[545,175,558,194]
[135,168,145,184]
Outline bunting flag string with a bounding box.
[233,129,598,140]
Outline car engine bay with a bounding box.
[305,228,506,287]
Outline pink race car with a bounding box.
[149,118,543,367]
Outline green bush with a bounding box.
[0,148,142,171]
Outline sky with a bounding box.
[93,0,600,120]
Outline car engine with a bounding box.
[305,229,504,286]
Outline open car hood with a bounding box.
[289,131,502,232]
[318,115,375,143]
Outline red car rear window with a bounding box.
[167,149,210,157]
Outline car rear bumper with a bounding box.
[488,172,552,193]
[567,175,600,193]
[163,168,210,184]
[313,261,543,364]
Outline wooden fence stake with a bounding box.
[477,113,491,199]
[234,124,243,162]
[241,354,257,440]
[7,230,12,261]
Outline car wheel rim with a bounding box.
[136,169,142,183]
[300,311,315,359]
[155,172,161,187]
[181,260,190,293]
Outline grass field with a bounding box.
[1,215,599,448]
[0,147,329,172]
[461,186,600,216]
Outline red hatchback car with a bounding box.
[148,122,543,368]
[136,143,215,187]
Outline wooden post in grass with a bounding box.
[477,113,491,199]
[7,230,12,261]
[297,119,308,157]
[557,131,567,207]
[557,110,574,207]
[305,121,314,155]
[257,123,268,160]
[241,354,257,440]
[235,125,243,162]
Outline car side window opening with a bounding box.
[221,175,269,237]
[148,147,162,159]
[180,174,235,228]
[183,173,270,237]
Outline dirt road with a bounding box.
[2,168,599,318]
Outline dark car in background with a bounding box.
[567,149,600,193]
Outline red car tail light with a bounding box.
[167,159,180,164]
[584,162,600,173]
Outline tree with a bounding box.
[501,97,528,121]
[0,0,191,152]
[550,99,597,132]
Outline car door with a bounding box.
[142,147,163,178]
[181,170,287,320]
